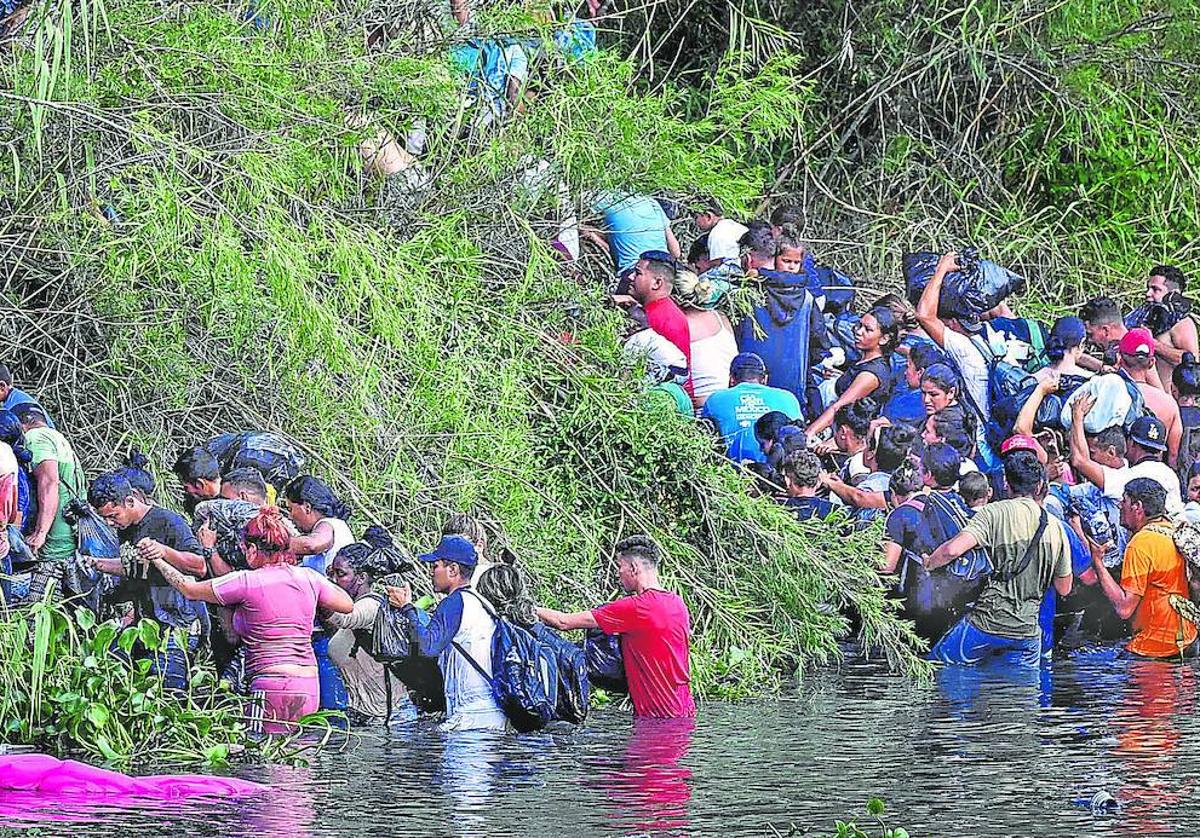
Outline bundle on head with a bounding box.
[337,524,415,580]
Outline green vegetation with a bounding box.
[2,0,1194,711]
[0,596,248,766]
[0,0,928,702]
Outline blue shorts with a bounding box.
[930,616,1041,667]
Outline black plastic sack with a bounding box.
[1126,292,1192,337]
[903,247,1026,321]
[897,554,987,644]
[583,628,627,694]
[205,431,306,492]
[369,595,446,713]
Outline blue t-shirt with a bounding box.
[5,389,54,430]
[595,193,670,273]
[701,382,802,463]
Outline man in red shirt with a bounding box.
[627,251,692,389]
[537,535,696,719]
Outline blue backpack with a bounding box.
[532,622,590,724]
[458,591,559,732]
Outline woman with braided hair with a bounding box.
[324,525,413,724]
[148,506,353,734]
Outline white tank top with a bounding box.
[302,517,354,575]
[690,317,739,406]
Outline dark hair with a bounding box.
[754,411,792,445]
[615,534,661,567]
[1046,316,1086,363]
[1150,265,1187,293]
[1174,351,1200,397]
[11,402,47,425]
[88,471,134,509]
[921,442,962,489]
[335,524,410,578]
[928,408,975,460]
[871,293,918,333]
[889,456,923,497]
[834,400,875,439]
[475,564,537,628]
[782,449,821,489]
[117,448,156,499]
[284,475,352,521]
[641,256,675,285]
[769,204,802,228]
[909,342,947,374]
[0,365,11,385]
[959,471,990,505]
[1079,296,1122,326]
[874,424,917,473]
[775,223,806,257]
[1087,426,1128,459]
[173,446,220,483]
[222,467,268,500]
[0,410,32,465]
[694,196,724,217]
[865,306,900,356]
[920,363,960,395]
[1003,450,1045,497]
[687,234,710,265]
[1124,477,1168,519]
[740,221,776,260]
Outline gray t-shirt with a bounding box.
[965,498,1071,639]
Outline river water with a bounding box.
[4,652,1200,836]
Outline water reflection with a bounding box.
[600,718,694,836]
[14,658,1200,837]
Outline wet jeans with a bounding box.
[930,617,1042,667]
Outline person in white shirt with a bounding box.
[1068,396,1184,516]
[693,199,748,264]
[914,251,995,463]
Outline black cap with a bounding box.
[1129,415,1167,452]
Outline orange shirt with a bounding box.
[1122,523,1197,658]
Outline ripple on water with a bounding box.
[8,656,1200,836]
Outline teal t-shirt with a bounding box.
[25,427,85,562]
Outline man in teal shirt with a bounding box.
[701,353,801,463]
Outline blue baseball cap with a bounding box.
[418,535,478,567]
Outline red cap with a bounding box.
[1118,327,1155,357]
[1000,433,1048,464]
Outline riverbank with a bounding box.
[0,0,926,698]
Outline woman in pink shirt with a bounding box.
[149,507,353,733]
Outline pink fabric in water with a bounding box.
[0,754,265,798]
[211,564,340,676]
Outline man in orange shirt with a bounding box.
[1087,477,1198,658]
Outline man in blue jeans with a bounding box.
[924,450,1073,665]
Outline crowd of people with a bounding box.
[605,196,1200,666]
[0,382,696,733]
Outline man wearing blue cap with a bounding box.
[386,535,506,731]
[701,352,801,464]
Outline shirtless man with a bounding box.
[1144,265,1198,391]
[1119,327,1182,467]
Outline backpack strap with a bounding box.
[451,588,500,684]
[993,508,1049,583]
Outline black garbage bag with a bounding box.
[583,627,627,694]
[904,247,1026,321]
[368,595,446,713]
[204,431,305,492]
[1126,292,1192,337]
[61,498,120,614]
